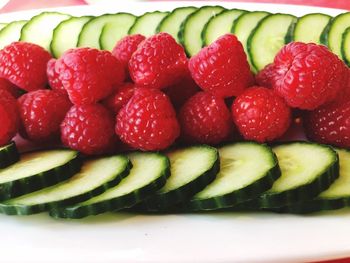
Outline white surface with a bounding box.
[0,2,349,263]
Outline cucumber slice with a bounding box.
[157,7,197,42]
[20,12,71,51]
[258,142,339,208]
[99,13,136,51]
[0,149,81,201]
[321,12,350,61]
[186,142,280,211]
[128,11,169,37]
[289,13,331,44]
[203,9,246,46]
[0,142,19,169]
[341,27,350,66]
[0,23,7,31]
[0,20,27,49]
[138,145,219,211]
[78,13,135,49]
[50,16,92,58]
[0,155,131,215]
[179,6,225,56]
[248,13,296,71]
[50,152,170,219]
[284,148,350,213]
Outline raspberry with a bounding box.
[232,86,291,142]
[61,104,116,155]
[129,33,188,89]
[0,89,19,146]
[304,100,350,148]
[0,78,22,98]
[112,34,145,70]
[188,34,253,98]
[56,47,125,105]
[272,42,348,110]
[47,58,65,93]
[102,82,135,114]
[116,88,180,151]
[255,63,279,88]
[0,42,52,92]
[179,92,233,144]
[18,90,72,142]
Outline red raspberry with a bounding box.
[18,90,72,142]
[61,104,116,155]
[47,58,65,93]
[0,42,52,92]
[304,100,350,148]
[129,33,188,89]
[55,48,125,105]
[102,82,135,114]
[179,92,233,144]
[0,78,22,98]
[188,34,253,98]
[116,88,180,151]
[272,42,348,110]
[255,63,280,88]
[232,87,291,142]
[0,89,19,146]
[112,34,145,70]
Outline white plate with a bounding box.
[1,2,350,263]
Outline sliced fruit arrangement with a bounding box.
[0,20,27,49]
[128,11,168,37]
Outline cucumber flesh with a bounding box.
[187,142,280,211]
[50,152,170,219]
[0,149,81,201]
[291,13,331,44]
[20,12,71,51]
[231,11,269,72]
[341,27,350,66]
[51,16,92,58]
[138,145,219,211]
[0,23,7,31]
[248,13,296,71]
[129,11,169,37]
[179,6,225,56]
[99,13,136,51]
[203,9,246,46]
[157,7,197,42]
[0,20,27,49]
[0,155,131,215]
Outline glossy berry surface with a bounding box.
[0,89,19,146]
[47,58,65,93]
[102,82,135,114]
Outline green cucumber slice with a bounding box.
[341,27,350,66]
[128,11,169,37]
[203,9,246,46]
[187,142,280,211]
[258,142,339,208]
[248,13,296,71]
[231,11,269,72]
[50,152,170,219]
[283,148,350,213]
[157,6,197,42]
[0,155,131,215]
[179,6,225,56]
[50,16,92,58]
[0,149,81,201]
[99,13,136,51]
[289,13,331,44]
[0,23,7,31]
[0,20,27,49]
[78,13,135,49]
[0,142,19,169]
[20,12,71,51]
[138,145,219,211]
[321,12,350,61]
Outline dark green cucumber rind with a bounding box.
[0,142,19,169]
[0,152,81,201]
[320,17,332,45]
[0,157,132,216]
[258,142,340,208]
[285,19,296,43]
[49,155,170,219]
[156,6,197,33]
[128,11,169,35]
[341,27,350,66]
[136,148,220,212]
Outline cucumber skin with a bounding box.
[0,158,132,216]
[156,6,197,33]
[284,20,296,43]
[320,18,331,46]
[0,142,19,169]
[128,11,169,35]
[341,27,350,66]
[49,154,170,219]
[136,147,220,212]
[0,151,82,202]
